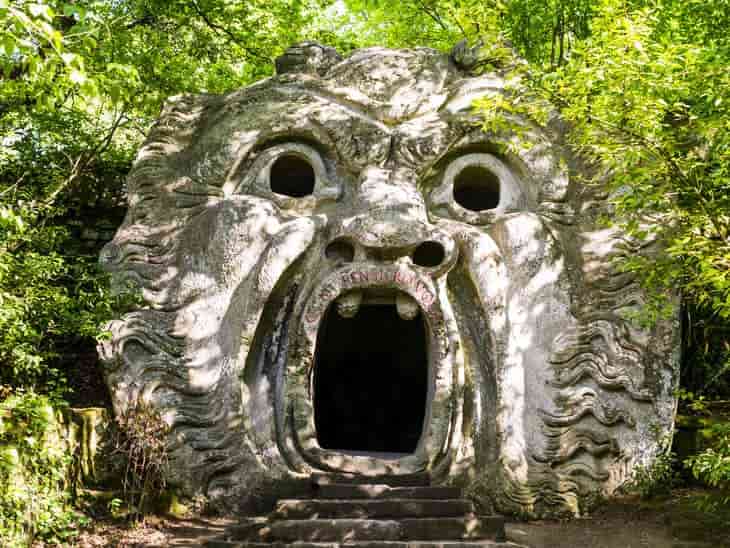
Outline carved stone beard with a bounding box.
[99,44,679,517]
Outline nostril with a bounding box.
[325,239,355,263]
[412,241,446,268]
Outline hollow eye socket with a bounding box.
[269,154,315,198]
[325,239,355,263]
[412,241,445,268]
[453,165,500,212]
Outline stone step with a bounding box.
[225,518,272,543]
[207,541,521,548]
[400,516,505,541]
[311,472,431,487]
[270,519,402,542]
[274,499,474,519]
[314,484,462,500]
[258,516,503,543]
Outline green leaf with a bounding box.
[69,69,86,84]
[28,3,53,21]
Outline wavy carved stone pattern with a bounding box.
[532,217,678,513]
[549,320,652,401]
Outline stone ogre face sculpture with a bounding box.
[99,43,679,517]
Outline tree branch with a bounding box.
[42,109,127,208]
[189,0,269,63]
[413,0,449,31]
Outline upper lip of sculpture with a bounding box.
[302,263,439,327]
[335,287,420,320]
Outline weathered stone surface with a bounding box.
[99,41,680,518]
[211,472,513,547]
[273,499,473,519]
[398,517,503,541]
[269,519,403,542]
[208,543,520,548]
[312,473,431,487]
[315,485,463,500]
[63,407,111,484]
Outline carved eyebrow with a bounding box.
[275,85,393,134]
[396,123,471,177]
[249,128,335,154]
[439,78,507,114]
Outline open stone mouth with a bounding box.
[313,287,429,455]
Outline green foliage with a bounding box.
[1,0,333,539]
[1,0,333,397]
[0,392,86,546]
[329,0,462,50]
[676,388,712,416]
[0,211,120,393]
[686,422,730,510]
[625,447,679,498]
[525,1,730,391]
[501,0,594,65]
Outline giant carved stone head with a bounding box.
[99,43,679,517]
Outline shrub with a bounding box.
[0,392,86,546]
[624,430,679,498]
[686,422,730,510]
[110,400,170,521]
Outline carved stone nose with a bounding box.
[326,167,458,275]
[341,225,454,271]
[325,166,457,275]
[353,167,428,219]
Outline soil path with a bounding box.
[506,492,730,548]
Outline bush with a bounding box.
[0,392,86,546]
[687,422,730,509]
[110,400,170,521]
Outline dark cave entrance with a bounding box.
[313,303,428,454]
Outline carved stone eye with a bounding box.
[428,152,522,224]
[412,241,446,267]
[269,154,315,198]
[453,165,500,211]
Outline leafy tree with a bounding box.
[0,392,83,546]
[0,0,331,397]
[524,1,730,395]
[0,2,335,537]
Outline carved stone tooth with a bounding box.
[336,291,362,318]
[396,293,419,320]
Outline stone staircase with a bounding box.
[206,472,523,547]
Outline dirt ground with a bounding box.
[506,489,730,548]
[72,489,730,548]
[75,515,234,547]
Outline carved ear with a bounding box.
[450,38,486,71]
[450,38,522,73]
[275,42,343,77]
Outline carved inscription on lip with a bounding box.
[303,267,436,326]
